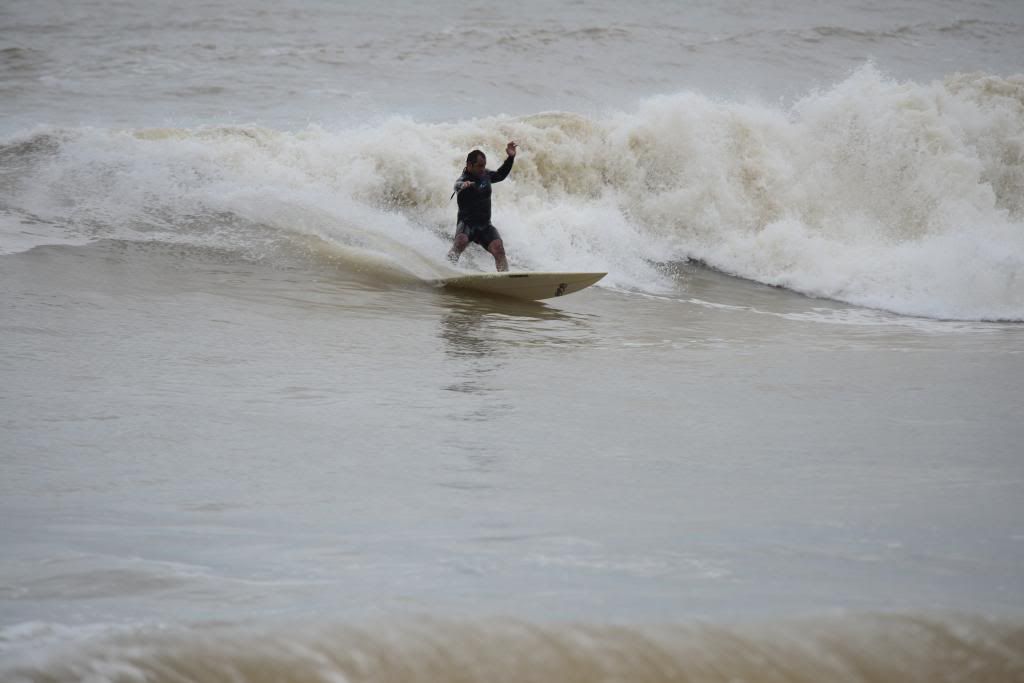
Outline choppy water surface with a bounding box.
[2,0,1023,680]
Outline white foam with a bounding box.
[2,67,1021,319]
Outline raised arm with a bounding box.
[489,141,518,183]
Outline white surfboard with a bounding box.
[438,271,606,301]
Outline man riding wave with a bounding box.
[448,141,518,272]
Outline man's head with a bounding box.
[465,149,487,177]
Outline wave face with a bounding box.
[2,615,1022,683]
[1,67,1021,320]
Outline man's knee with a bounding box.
[488,239,505,257]
[453,234,470,250]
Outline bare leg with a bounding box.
[488,239,508,272]
[447,234,469,265]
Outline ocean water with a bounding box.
[2,1,1023,681]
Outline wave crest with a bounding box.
[2,614,1022,683]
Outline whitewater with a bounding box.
[5,67,1022,319]
[2,0,1023,681]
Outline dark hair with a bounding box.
[465,149,486,167]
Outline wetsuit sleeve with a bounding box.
[489,155,514,183]
[453,174,477,196]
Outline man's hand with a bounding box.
[460,180,475,190]
[506,141,518,157]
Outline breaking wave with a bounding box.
[1,66,1021,319]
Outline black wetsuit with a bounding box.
[453,155,514,247]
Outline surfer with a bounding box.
[448,141,517,272]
